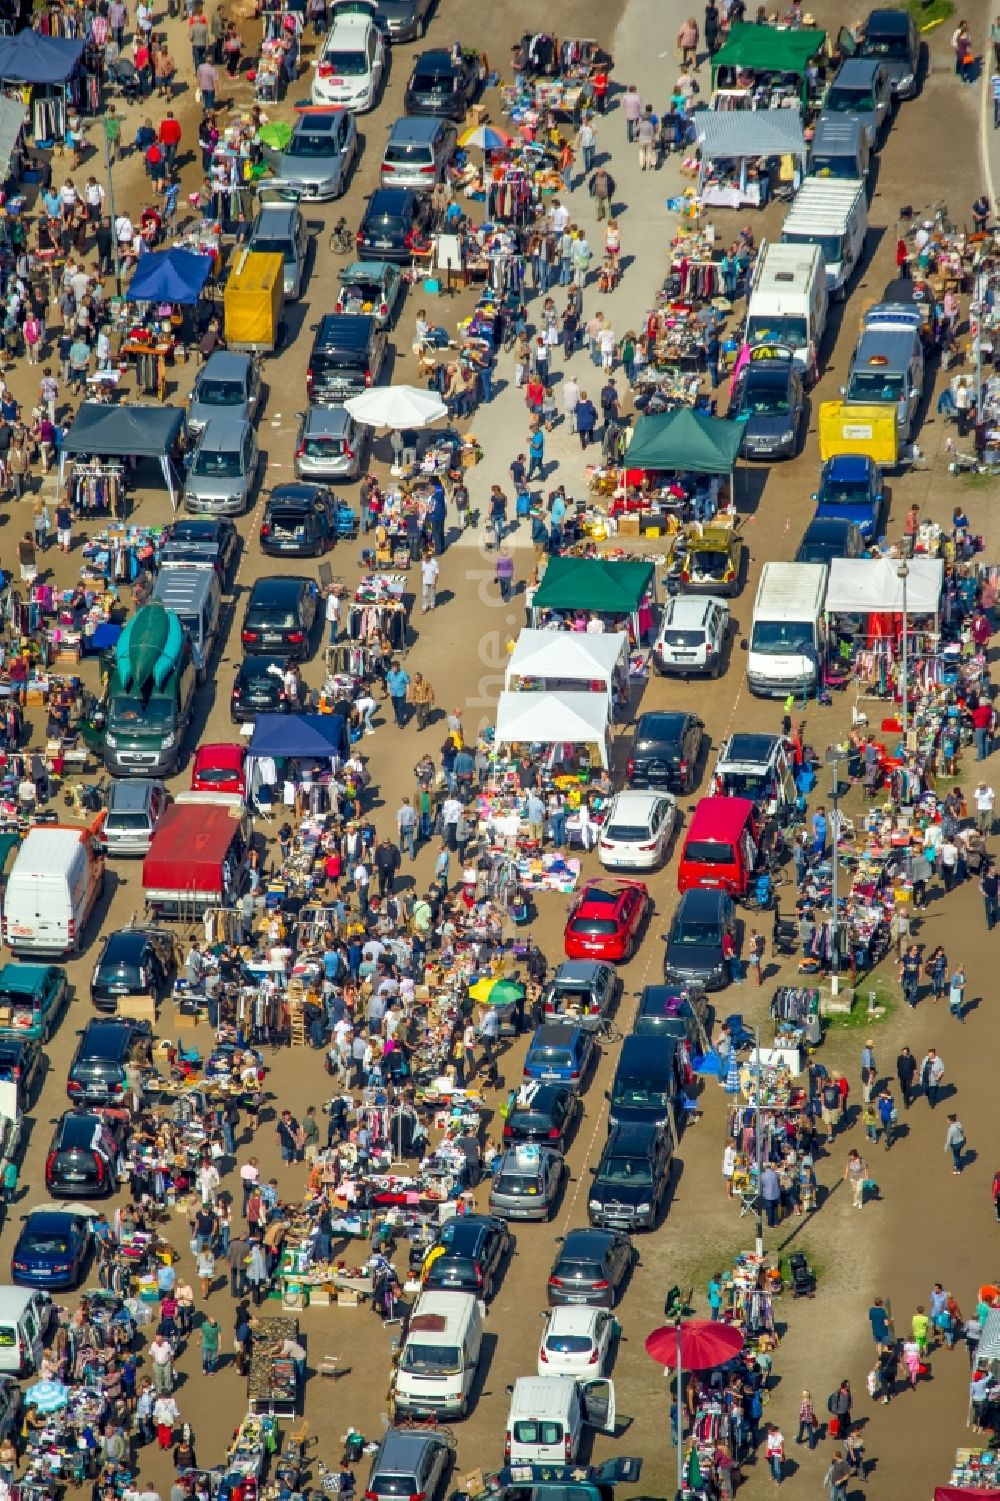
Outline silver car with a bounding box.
[265,109,358,202]
[295,406,368,481]
[188,351,261,436]
[488,1146,564,1222]
[184,416,259,516]
[247,200,311,300]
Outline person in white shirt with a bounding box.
[421,554,440,612]
[562,374,580,431]
[326,587,341,644]
[577,799,597,851]
[548,200,569,235]
[353,690,376,734]
[975,781,996,835]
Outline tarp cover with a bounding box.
[126,248,213,305]
[826,558,943,617]
[495,690,610,767]
[934,1491,1000,1501]
[143,804,239,895]
[696,107,807,163]
[505,630,628,692]
[532,557,654,616]
[247,713,348,762]
[711,22,826,78]
[624,408,744,474]
[61,403,186,457]
[0,31,83,83]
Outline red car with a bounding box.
[564,878,650,963]
[191,743,246,796]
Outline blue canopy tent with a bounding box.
[0,34,85,148]
[125,249,214,305]
[246,713,349,814]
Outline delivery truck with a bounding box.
[2,823,105,956]
[747,562,828,699]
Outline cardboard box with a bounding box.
[617,514,641,536]
[117,995,156,1025]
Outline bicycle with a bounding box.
[597,1015,622,1043]
[329,217,353,254]
[396,1417,456,1445]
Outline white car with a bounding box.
[598,790,676,870]
[537,1305,616,1378]
[311,14,385,111]
[653,595,729,678]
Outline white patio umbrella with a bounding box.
[344,385,448,430]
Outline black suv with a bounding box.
[627,711,704,793]
[44,1110,130,1198]
[663,888,737,993]
[160,517,238,584]
[356,187,431,263]
[260,484,337,558]
[90,929,174,1013]
[418,1213,510,1299]
[241,576,318,659]
[231,655,298,723]
[587,1121,672,1232]
[404,48,478,119]
[307,314,388,405]
[66,1018,152,1105]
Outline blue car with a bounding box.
[11,1210,92,1289]
[812,454,884,540]
[523,1023,595,1094]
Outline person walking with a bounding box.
[948,963,967,1022]
[975,780,996,834]
[920,1048,945,1108]
[200,1314,221,1375]
[385,662,410,729]
[928,946,948,1003]
[896,1045,917,1108]
[760,1164,780,1227]
[898,944,921,1008]
[860,1038,877,1102]
[823,1451,852,1501]
[748,927,766,986]
[945,1113,966,1174]
[869,1298,893,1351]
[764,1423,785,1484]
[843,1149,868,1210]
[622,83,643,142]
[148,1333,174,1394]
[796,1391,817,1449]
[877,1088,896,1150]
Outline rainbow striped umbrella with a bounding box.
[458,124,514,152]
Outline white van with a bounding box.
[780,179,868,300]
[394,1291,482,1421]
[745,241,828,382]
[504,1375,616,1464]
[747,562,828,699]
[0,1286,53,1375]
[2,826,105,956]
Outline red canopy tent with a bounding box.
[934,1489,1000,1500]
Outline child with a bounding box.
[861,1102,879,1145]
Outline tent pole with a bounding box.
[676,1319,683,1501]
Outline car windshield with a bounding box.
[246,606,297,628]
[365,213,405,231]
[249,237,297,265]
[743,377,790,416]
[22,1232,70,1254]
[746,315,807,347]
[661,629,704,648]
[847,370,904,400]
[196,765,239,784]
[531,1045,573,1065]
[399,1342,462,1375]
[673,920,720,945]
[108,697,175,731]
[569,918,618,935]
[513,1421,563,1446]
[509,1111,551,1130]
[193,447,243,477]
[288,133,340,157]
[385,143,432,163]
[600,1155,653,1186]
[605,823,650,841]
[496,1172,541,1196]
[195,378,244,406]
[809,155,859,179]
[302,435,346,454]
[425,1256,477,1281]
[413,70,457,90]
[783,230,844,264]
[324,48,368,74]
[750,619,814,655]
[59,1118,101,1148]
[97,957,141,981]
[822,478,871,505]
[612,1078,668,1107]
[861,35,910,58]
[681,839,735,865]
[370,1477,419,1496]
[545,1332,593,1354]
[826,87,874,111]
[553,1258,602,1281]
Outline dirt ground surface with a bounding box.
[0,0,997,1496]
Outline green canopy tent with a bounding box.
[623,409,743,475]
[711,22,826,103]
[530,557,656,640]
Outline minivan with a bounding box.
[247,200,311,301]
[0,964,67,1043]
[3,826,105,957]
[307,314,388,405]
[381,116,457,190]
[393,1290,482,1420]
[66,1017,151,1105]
[504,1375,616,1465]
[152,567,222,680]
[0,1286,53,1375]
[102,780,168,858]
[821,58,893,149]
[807,115,871,183]
[676,797,759,898]
[606,1034,685,1132]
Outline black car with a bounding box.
[307,313,388,405]
[730,351,806,461]
[795,517,866,564]
[855,7,920,96]
[587,1121,673,1232]
[421,1214,510,1299]
[627,711,704,794]
[374,0,434,41]
[159,518,238,584]
[241,576,318,659]
[633,985,708,1046]
[404,48,478,119]
[547,1227,633,1309]
[44,1110,129,1198]
[231,655,298,724]
[66,1017,152,1105]
[0,1037,45,1107]
[662,889,737,992]
[260,484,337,558]
[502,1082,580,1151]
[90,929,174,1014]
[356,187,431,263]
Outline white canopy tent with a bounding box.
[504,630,628,694]
[695,108,806,207]
[495,690,611,768]
[825,558,944,618]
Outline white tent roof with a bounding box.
[504,630,628,692]
[978,1308,1000,1365]
[495,690,610,767]
[697,108,807,162]
[826,558,944,616]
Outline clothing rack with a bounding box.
[71,462,126,520]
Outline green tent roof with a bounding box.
[711,21,826,77]
[533,557,654,615]
[623,409,743,475]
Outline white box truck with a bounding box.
[747,562,828,699]
[780,178,868,300]
[745,241,828,383]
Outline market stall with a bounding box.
[709,23,826,110]
[495,689,611,769]
[694,109,808,210]
[504,629,629,702]
[825,558,945,708]
[0,32,89,144]
[530,557,657,644]
[245,713,349,818]
[58,404,188,514]
[617,409,743,531]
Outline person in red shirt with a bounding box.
[158,111,182,172]
[970,699,995,760]
[134,40,152,95]
[592,66,609,114]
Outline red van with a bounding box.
[677,796,759,898]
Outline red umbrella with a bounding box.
[645,1320,745,1370]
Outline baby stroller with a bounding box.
[333,501,359,540]
[788,1251,815,1298]
[106,56,141,102]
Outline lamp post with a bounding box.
[753,1025,764,1257]
[103,126,122,295]
[675,1320,683,1501]
[897,561,910,746]
[826,748,842,996]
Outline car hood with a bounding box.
[591,1178,650,1207]
[188,398,248,430]
[186,473,245,500]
